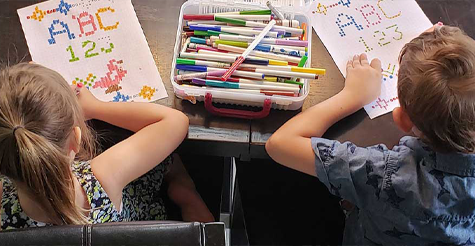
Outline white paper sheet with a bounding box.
[17,0,167,102]
[307,0,432,118]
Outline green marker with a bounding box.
[214,40,249,48]
[298,56,308,67]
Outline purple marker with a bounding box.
[174,70,225,81]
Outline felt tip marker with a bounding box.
[174,70,226,81]
[222,20,277,81]
[213,16,303,35]
[177,64,265,79]
[218,34,308,47]
[214,10,272,15]
[189,25,279,38]
[206,76,300,89]
[266,1,285,20]
[192,78,299,92]
[177,58,230,68]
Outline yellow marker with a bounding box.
[214,40,249,48]
[264,76,278,82]
[291,67,326,75]
[268,59,288,66]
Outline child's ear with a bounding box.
[393,107,414,133]
[70,126,82,154]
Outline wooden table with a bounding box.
[0,0,252,160]
[249,0,475,159]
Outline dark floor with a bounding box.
[177,153,345,246]
[236,158,345,246]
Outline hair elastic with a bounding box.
[12,125,24,134]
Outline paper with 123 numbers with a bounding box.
[17,0,167,102]
[307,0,432,118]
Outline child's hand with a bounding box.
[72,84,101,120]
[343,53,382,107]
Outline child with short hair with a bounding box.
[266,25,475,245]
[0,63,213,230]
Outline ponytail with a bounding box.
[0,63,96,225]
[14,127,88,224]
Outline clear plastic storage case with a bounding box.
[171,0,312,115]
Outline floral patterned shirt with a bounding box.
[1,157,170,230]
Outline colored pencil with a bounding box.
[221,20,277,81]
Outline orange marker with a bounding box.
[301,23,308,41]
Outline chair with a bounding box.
[0,221,225,246]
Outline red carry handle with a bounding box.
[204,93,271,119]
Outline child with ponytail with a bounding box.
[0,63,213,229]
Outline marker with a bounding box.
[214,10,272,15]
[192,78,299,92]
[206,76,300,89]
[266,1,285,20]
[222,20,277,81]
[189,25,279,38]
[218,35,307,51]
[75,83,83,95]
[187,20,227,26]
[174,70,226,81]
[301,23,308,41]
[263,19,300,27]
[254,44,306,57]
[181,37,191,53]
[177,58,230,68]
[214,40,249,48]
[214,16,304,35]
[190,37,207,44]
[198,49,292,66]
[238,63,325,75]
[189,43,228,53]
[217,44,302,63]
[298,56,308,67]
[236,67,320,79]
[180,52,268,65]
[184,14,273,21]
[177,65,265,79]
[218,34,308,47]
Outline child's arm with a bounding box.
[266,54,382,177]
[76,89,189,204]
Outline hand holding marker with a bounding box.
[221,19,277,81]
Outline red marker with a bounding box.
[75,83,83,95]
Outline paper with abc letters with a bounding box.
[307,0,432,118]
[17,0,167,103]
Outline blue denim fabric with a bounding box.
[311,136,475,246]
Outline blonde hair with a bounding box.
[0,63,96,224]
[398,26,475,153]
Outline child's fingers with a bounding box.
[360,53,370,66]
[370,58,382,71]
[352,55,361,67]
[346,59,353,70]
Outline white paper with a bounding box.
[307,0,432,118]
[17,0,167,102]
